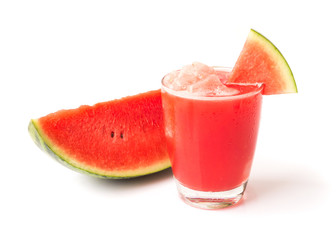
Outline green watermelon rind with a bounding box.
[28,120,171,179]
[251,29,297,93]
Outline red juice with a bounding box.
[161,70,263,192]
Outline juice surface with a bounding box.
[161,80,263,192]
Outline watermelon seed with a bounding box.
[111,131,115,138]
[120,132,124,139]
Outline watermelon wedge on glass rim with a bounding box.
[227,29,297,94]
[28,29,297,179]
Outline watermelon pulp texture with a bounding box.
[228,29,297,95]
[29,90,170,178]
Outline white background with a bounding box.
[1,0,335,239]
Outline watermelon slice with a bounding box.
[228,29,297,95]
[29,90,170,178]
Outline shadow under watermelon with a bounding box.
[79,167,173,193]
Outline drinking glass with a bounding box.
[161,67,263,209]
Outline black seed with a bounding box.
[111,131,115,138]
[120,132,124,139]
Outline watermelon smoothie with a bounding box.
[161,64,263,209]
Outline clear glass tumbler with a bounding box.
[161,67,263,209]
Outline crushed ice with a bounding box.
[164,62,239,96]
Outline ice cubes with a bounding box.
[164,62,215,91]
[187,74,239,96]
[163,62,239,96]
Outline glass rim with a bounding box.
[161,66,264,101]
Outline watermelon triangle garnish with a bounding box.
[227,29,298,95]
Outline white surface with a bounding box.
[1,1,335,239]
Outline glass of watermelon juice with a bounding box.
[161,63,263,209]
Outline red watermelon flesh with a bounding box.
[29,90,170,178]
[228,29,297,95]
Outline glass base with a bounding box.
[175,180,248,209]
